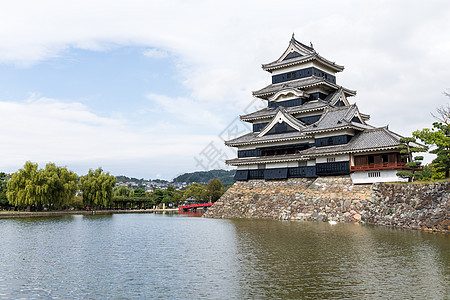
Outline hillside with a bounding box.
[172,169,236,186]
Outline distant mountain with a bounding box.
[172,169,236,186]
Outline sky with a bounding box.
[1,0,450,180]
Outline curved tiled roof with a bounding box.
[261,36,344,72]
[262,53,344,73]
[302,105,373,133]
[231,105,373,147]
[240,100,329,121]
[252,76,356,99]
[226,127,411,166]
[225,131,312,147]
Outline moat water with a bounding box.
[0,213,448,299]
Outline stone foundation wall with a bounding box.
[364,182,449,232]
[204,176,449,233]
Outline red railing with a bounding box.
[350,162,407,171]
[178,203,214,211]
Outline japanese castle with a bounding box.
[226,35,409,184]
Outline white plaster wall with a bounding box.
[266,162,288,168]
[236,165,258,170]
[350,170,408,184]
[307,160,316,166]
[237,145,257,151]
[287,161,300,167]
[316,154,349,163]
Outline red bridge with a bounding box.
[178,203,214,211]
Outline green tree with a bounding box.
[80,167,116,209]
[42,163,78,209]
[396,137,427,182]
[416,164,433,181]
[0,172,9,209]
[183,183,206,203]
[172,190,184,207]
[205,178,224,202]
[7,162,78,210]
[414,122,450,179]
[113,185,133,197]
[161,186,174,206]
[7,161,43,210]
[413,98,450,179]
[133,188,146,198]
[152,189,164,205]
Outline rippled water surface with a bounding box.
[0,214,448,299]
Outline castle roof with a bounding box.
[261,34,344,73]
[303,105,373,133]
[241,100,329,122]
[252,76,356,99]
[229,105,372,147]
[225,131,312,147]
[226,127,410,166]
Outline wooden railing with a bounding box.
[350,162,407,171]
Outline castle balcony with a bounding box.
[350,162,422,172]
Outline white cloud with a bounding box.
[143,48,169,59]
[0,96,221,179]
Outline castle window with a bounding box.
[368,172,381,178]
[327,157,336,163]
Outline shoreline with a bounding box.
[0,208,179,218]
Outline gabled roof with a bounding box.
[299,127,406,156]
[261,34,344,73]
[268,88,308,102]
[327,87,350,107]
[228,105,373,147]
[240,100,329,122]
[252,76,356,99]
[257,108,306,137]
[303,105,372,133]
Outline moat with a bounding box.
[0,213,448,299]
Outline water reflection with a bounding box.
[0,215,448,299]
[231,220,450,299]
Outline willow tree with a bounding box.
[7,162,79,210]
[0,172,9,209]
[7,161,43,210]
[80,167,116,209]
[42,163,78,209]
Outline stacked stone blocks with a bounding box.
[204,176,449,233]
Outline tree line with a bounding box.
[1,161,116,211]
[0,162,227,211]
[112,179,226,210]
[396,94,450,182]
